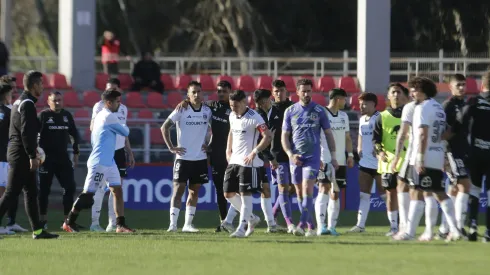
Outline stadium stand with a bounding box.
[237,75,256,92]
[216,75,236,89]
[278,75,296,91]
[49,73,71,89]
[95,73,109,90]
[166,92,183,108]
[175,74,193,90]
[124,92,146,108]
[83,90,101,107]
[317,76,336,93]
[160,73,176,91]
[197,74,215,92]
[338,76,360,94]
[64,91,83,108]
[146,92,167,109]
[256,75,273,89]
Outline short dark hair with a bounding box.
[102,89,122,102]
[483,71,490,91]
[48,91,62,97]
[0,75,15,85]
[329,88,347,100]
[449,74,466,83]
[0,83,12,95]
[23,70,43,90]
[217,80,231,89]
[296,78,313,89]
[107,78,121,87]
[388,83,409,97]
[358,92,378,106]
[408,77,438,98]
[253,89,271,102]
[272,80,286,89]
[229,90,246,101]
[188,81,201,88]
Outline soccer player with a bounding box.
[373,84,410,236]
[456,71,490,242]
[161,81,212,233]
[0,70,58,239]
[349,93,382,233]
[90,78,135,232]
[437,74,471,239]
[38,91,80,229]
[63,89,134,233]
[394,77,460,241]
[282,79,337,237]
[223,89,272,238]
[317,88,354,236]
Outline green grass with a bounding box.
[0,209,488,275]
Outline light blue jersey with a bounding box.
[88,108,129,167]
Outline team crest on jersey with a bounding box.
[203,114,207,120]
[47,117,54,124]
[63,116,68,123]
[310,113,318,121]
[0,113,4,120]
[226,109,231,115]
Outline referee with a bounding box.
[0,70,58,239]
[38,91,80,229]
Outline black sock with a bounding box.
[66,212,79,225]
[116,216,126,227]
[468,195,480,228]
[6,217,15,226]
[486,206,490,231]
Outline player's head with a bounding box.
[23,70,43,97]
[0,75,17,94]
[272,80,287,102]
[253,89,272,111]
[481,71,490,92]
[102,88,122,112]
[229,90,247,114]
[296,78,313,105]
[408,76,437,103]
[217,80,231,103]
[387,83,409,108]
[187,81,202,105]
[0,82,13,105]
[47,91,63,112]
[328,88,347,109]
[449,73,466,97]
[358,92,377,115]
[106,78,121,91]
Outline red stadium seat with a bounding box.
[83,90,101,107]
[14,72,24,89]
[237,75,256,92]
[197,74,215,92]
[160,74,176,91]
[74,109,90,118]
[125,92,146,108]
[317,76,336,93]
[36,92,48,107]
[41,74,53,89]
[338,76,360,94]
[290,94,299,103]
[84,128,91,143]
[138,109,154,119]
[151,128,165,145]
[176,74,193,90]
[465,77,479,95]
[118,74,133,90]
[49,73,71,90]
[256,75,273,90]
[248,95,256,109]
[436,83,450,93]
[166,92,183,109]
[349,94,360,111]
[312,94,327,106]
[207,92,218,101]
[95,73,109,90]
[376,95,386,111]
[63,91,82,108]
[146,92,167,109]
[216,75,236,89]
[278,75,296,92]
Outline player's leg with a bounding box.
[396,160,411,234]
[0,162,18,235]
[243,167,264,237]
[260,168,277,232]
[419,192,437,241]
[467,158,484,241]
[211,163,232,232]
[327,166,346,236]
[350,167,375,232]
[483,168,490,242]
[295,164,319,237]
[315,165,331,235]
[54,161,76,227]
[233,166,257,238]
[90,182,108,231]
[289,164,305,232]
[104,164,134,233]
[38,159,54,228]
[0,162,25,233]
[107,149,127,232]
[381,173,399,236]
[446,153,471,234]
[272,162,294,232]
[168,160,188,232]
[223,165,246,237]
[182,160,209,232]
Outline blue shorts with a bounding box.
[290,159,321,185]
[271,162,291,185]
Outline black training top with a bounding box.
[456,93,490,157]
[271,99,294,163]
[9,92,40,160]
[256,106,281,162]
[38,108,80,157]
[207,100,231,158]
[442,96,467,154]
[0,104,11,162]
[372,106,403,147]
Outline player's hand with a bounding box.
[270,159,279,170]
[320,161,324,171]
[347,156,354,168]
[390,157,399,172]
[176,100,189,112]
[226,150,232,163]
[416,160,425,174]
[377,151,388,162]
[30,158,39,171]
[128,152,135,169]
[170,147,186,156]
[290,154,303,166]
[72,154,79,168]
[244,151,257,165]
[331,159,339,170]
[201,144,208,153]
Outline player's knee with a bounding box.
[73,193,95,211]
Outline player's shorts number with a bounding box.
[94,172,104,183]
[277,165,284,175]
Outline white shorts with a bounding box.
[0,162,8,187]
[83,164,121,193]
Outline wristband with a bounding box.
[416,153,425,162]
[252,148,259,154]
[348,152,354,158]
[330,151,337,160]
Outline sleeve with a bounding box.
[106,114,130,137]
[0,109,5,128]
[418,104,430,127]
[319,108,330,130]
[344,113,350,132]
[443,101,456,127]
[254,113,268,133]
[456,98,475,134]
[19,101,39,159]
[91,102,103,120]
[401,103,413,125]
[281,108,292,132]
[66,112,80,154]
[358,117,363,136]
[373,114,383,146]
[167,108,181,123]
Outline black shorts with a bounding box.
[114,148,127,178]
[381,173,398,190]
[397,158,410,183]
[467,155,490,189]
[359,166,380,178]
[446,152,469,181]
[223,164,268,193]
[319,165,347,188]
[173,159,209,184]
[407,165,445,192]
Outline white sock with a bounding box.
[108,191,116,226]
[440,198,458,234]
[184,206,196,226]
[315,193,329,228]
[388,211,399,229]
[380,194,387,203]
[406,200,425,237]
[260,197,275,227]
[455,192,469,229]
[91,186,105,226]
[328,198,340,228]
[424,196,438,236]
[357,192,371,228]
[225,194,242,223]
[397,192,409,230]
[440,195,455,233]
[169,207,180,227]
[237,195,253,232]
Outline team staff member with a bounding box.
[38,91,80,229]
[0,70,58,239]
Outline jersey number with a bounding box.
[94,172,104,182]
[431,120,445,143]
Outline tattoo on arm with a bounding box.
[256,130,272,152]
[394,125,408,158]
[161,119,175,149]
[418,127,428,154]
[345,133,353,153]
[325,129,336,154]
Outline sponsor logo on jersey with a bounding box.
[46,117,54,124]
[63,116,68,123]
[212,115,228,123]
[48,126,69,130]
[185,121,207,125]
[203,114,207,119]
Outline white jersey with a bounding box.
[168,104,212,161]
[92,101,128,150]
[358,111,380,169]
[321,108,350,165]
[410,99,446,170]
[229,108,268,167]
[400,101,416,166]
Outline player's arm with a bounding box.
[280,108,294,158]
[441,101,455,141]
[319,108,337,168]
[161,109,185,155]
[357,126,363,158]
[416,107,430,173]
[244,122,272,165]
[323,129,336,161]
[226,130,233,162]
[456,98,475,136]
[66,112,80,155]
[90,102,102,131]
[373,114,386,161]
[20,101,39,160]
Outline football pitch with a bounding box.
[0,209,488,275]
